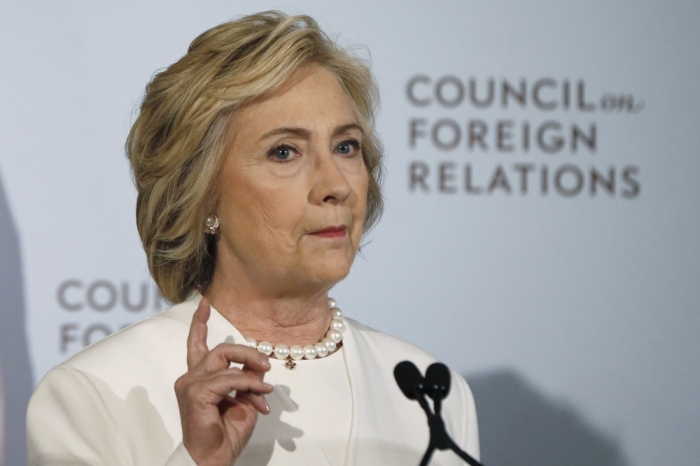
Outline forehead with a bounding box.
[231,64,360,135]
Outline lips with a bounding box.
[310,226,347,238]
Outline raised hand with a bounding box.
[175,297,274,465]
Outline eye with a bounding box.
[336,139,361,157]
[268,144,298,162]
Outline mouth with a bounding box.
[309,225,348,239]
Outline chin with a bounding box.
[304,258,354,287]
[317,263,352,284]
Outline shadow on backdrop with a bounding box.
[466,369,629,466]
[0,167,31,465]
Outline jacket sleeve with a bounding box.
[449,369,481,461]
[27,365,197,466]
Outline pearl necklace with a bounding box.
[243,297,346,370]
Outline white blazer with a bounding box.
[27,297,479,465]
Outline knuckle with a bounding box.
[212,342,233,354]
[174,375,188,392]
[209,345,231,362]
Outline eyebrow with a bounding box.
[259,123,364,141]
[333,123,364,137]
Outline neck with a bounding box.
[205,270,333,347]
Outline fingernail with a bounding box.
[263,382,274,390]
[261,357,271,368]
[263,397,271,414]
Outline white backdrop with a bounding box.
[1,1,699,465]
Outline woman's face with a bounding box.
[215,64,369,296]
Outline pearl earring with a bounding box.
[204,216,219,234]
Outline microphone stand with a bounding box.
[395,360,483,466]
[413,384,482,466]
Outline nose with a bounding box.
[309,152,352,206]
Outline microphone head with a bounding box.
[394,360,424,399]
[425,362,451,399]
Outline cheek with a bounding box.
[354,169,370,213]
[230,179,307,242]
[351,169,370,237]
[235,191,285,234]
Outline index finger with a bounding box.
[186,297,211,369]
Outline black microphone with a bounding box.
[394,360,425,400]
[394,361,484,466]
[424,362,451,401]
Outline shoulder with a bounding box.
[31,298,199,404]
[343,317,480,458]
[345,317,442,370]
[27,300,200,463]
[344,317,473,402]
[61,298,198,374]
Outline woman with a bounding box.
[27,11,479,465]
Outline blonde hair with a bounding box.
[126,11,384,303]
